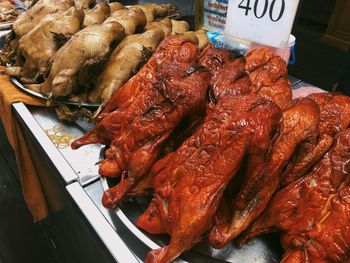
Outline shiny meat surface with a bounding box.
[72,36,208,208]
[83,3,111,28]
[137,95,282,263]
[209,98,320,248]
[88,27,165,103]
[5,7,83,83]
[100,61,210,208]
[242,129,350,262]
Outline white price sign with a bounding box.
[224,0,300,48]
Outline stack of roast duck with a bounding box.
[1,0,208,104]
[3,1,350,262]
[70,34,350,263]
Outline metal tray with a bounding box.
[101,176,283,263]
[0,22,13,30]
[10,77,100,108]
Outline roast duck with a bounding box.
[72,35,350,263]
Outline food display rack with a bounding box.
[10,77,309,263]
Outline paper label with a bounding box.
[224,0,300,48]
[203,0,229,32]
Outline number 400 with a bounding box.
[238,0,285,22]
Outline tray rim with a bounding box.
[100,176,161,250]
[10,77,101,108]
[0,22,13,30]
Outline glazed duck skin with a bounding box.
[73,37,209,209]
[136,95,282,263]
[209,98,320,248]
[243,129,350,263]
[100,61,210,208]
[72,36,201,148]
[282,93,350,185]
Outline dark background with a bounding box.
[289,0,347,91]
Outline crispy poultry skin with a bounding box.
[209,56,250,100]
[4,7,83,83]
[96,35,201,115]
[13,0,75,38]
[209,98,320,248]
[28,21,125,97]
[0,1,17,22]
[307,93,350,136]
[109,2,124,13]
[104,7,147,35]
[248,56,288,88]
[99,61,210,208]
[72,36,206,204]
[83,3,111,28]
[253,77,292,110]
[242,129,350,262]
[282,93,350,185]
[199,46,292,108]
[88,28,165,103]
[133,3,177,22]
[144,18,172,37]
[136,95,281,263]
[199,45,238,77]
[245,47,275,73]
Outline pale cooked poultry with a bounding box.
[88,27,165,103]
[0,1,17,22]
[247,48,292,110]
[208,53,249,100]
[83,3,110,27]
[241,129,350,263]
[104,7,147,35]
[199,45,235,75]
[109,2,124,13]
[74,0,95,9]
[253,77,293,110]
[209,98,320,248]
[4,7,83,83]
[27,20,125,97]
[136,95,282,263]
[171,19,189,35]
[144,18,172,37]
[13,0,75,38]
[184,30,209,50]
[282,93,350,185]
[307,93,350,136]
[248,56,288,88]
[133,3,177,22]
[199,46,292,108]
[245,47,275,73]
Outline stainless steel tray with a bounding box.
[10,77,100,108]
[0,22,13,30]
[101,176,282,263]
